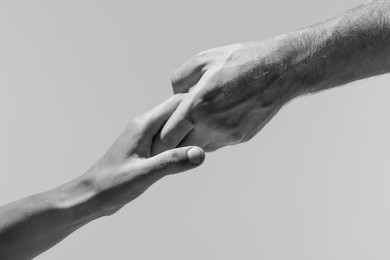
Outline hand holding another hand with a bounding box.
[152,41,293,154]
[84,94,205,215]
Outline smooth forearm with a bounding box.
[0,175,102,259]
[261,0,390,103]
[0,95,203,259]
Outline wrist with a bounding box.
[247,38,305,108]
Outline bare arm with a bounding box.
[0,177,101,259]
[274,0,390,97]
[151,0,390,153]
[0,95,205,259]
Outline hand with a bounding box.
[152,42,292,154]
[0,94,205,260]
[84,94,205,215]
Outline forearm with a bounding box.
[0,175,102,259]
[0,94,203,259]
[262,0,390,102]
[156,1,390,151]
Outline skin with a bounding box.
[152,0,390,154]
[0,94,205,260]
[1,0,390,258]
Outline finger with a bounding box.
[109,95,184,160]
[151,100,194,156]
[146,146,205,176]
[203,142,223,152]
[140,94,184,136]
[177,129,210,148]
[171,55,206,94]
[119,147,204,197]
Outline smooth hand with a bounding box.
[84,94,205,215]
[0,94,205,260]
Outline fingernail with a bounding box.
[187,147,204,164]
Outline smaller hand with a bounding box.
[84,94,205,215]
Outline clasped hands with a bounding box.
[87,42,290,216]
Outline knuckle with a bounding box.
[170,70,182,86]
[193,53,204,64]
[195,51,209,62]
[229,130,244,144]
[193,53,210,69]
[129,115,148,133]
[161,134,179,149]
[132,115,144,125]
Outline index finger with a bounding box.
[171,54,207,94]
[140,94,184,136]
[151,99,194,156]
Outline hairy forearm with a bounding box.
[0,175,102,259]
[150,1,390,151]
[262,0,390,102]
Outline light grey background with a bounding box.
[1,1,390,259]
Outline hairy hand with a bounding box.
[84,94,205,215]
[152,42,290,154]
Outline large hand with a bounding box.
[152,42,292,153]
[84,94,205,215]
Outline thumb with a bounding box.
[146,146,205,176]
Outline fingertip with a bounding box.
[147,146,205,176]
[187,147,205,165]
